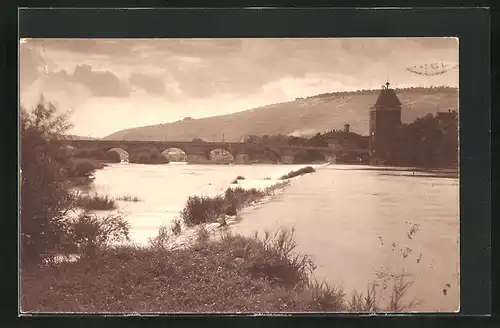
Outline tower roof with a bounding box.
[374,82,401,109]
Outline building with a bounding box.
[369,81,402,160]
[325,123,369,152]
[436,109,458,128]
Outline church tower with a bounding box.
[369,81,402,161]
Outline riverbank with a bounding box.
[21,227,412,313]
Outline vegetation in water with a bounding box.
[180,186,279,227]
[115,195,141,202]
[75,193,118,211]
[280,166,316,180]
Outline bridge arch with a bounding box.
[107,148,129,162]
[161,147,188,162]
[208,148,236,163]
[260,147,282,163]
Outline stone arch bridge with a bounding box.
[66,139,368,164]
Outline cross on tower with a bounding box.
[385,81,390,89]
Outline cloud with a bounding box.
[129,72,166,95]
[21,37,458,103]
[71,64,131,97]
[42,65,131,98]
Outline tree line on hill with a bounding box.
[298,85,457,101]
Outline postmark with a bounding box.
[406,63,459,76]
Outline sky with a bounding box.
[19,38,459,138]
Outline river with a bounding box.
[91,162,459,312]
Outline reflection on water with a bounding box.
[91,163,459,312]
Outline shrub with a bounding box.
[68,212,130,259]
[180,195,226,226]
[280,166,316,179]
[236,175,245,180]
[225,187,265,211]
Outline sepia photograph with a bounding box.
[19,37,459,313]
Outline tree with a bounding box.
[386,113,458,168]
[20,99,130,267]
[20,100,75,265]
[307,133,328,148]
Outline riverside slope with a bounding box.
[103,87,458,142]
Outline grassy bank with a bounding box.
[21,228,414,313]
[280,166,316,180]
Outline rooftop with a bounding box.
[373,82,402,109]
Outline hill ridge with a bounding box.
[103,87,458,142]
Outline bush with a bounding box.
[280,166,316,179]
[180,195,226,226]
[180,185,285,227]
[225,187,265,212]
[68,212,130,259]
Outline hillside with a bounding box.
[103,87,458,142]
